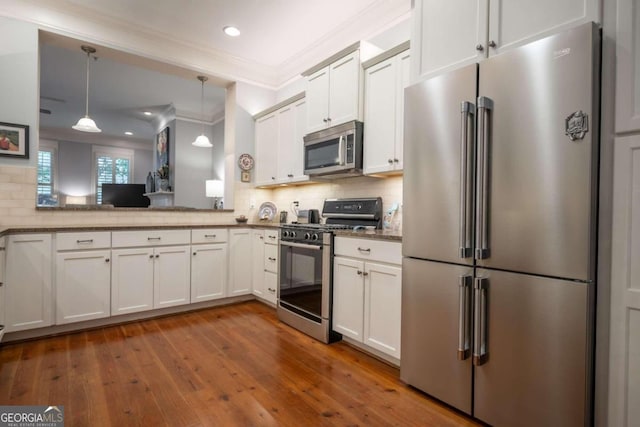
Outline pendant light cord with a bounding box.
[84,50,90,117]
[200,78,205,135]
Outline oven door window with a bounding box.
[280,244,323,321]
[305,136,342,170]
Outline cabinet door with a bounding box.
[332,257,364,340]
[111,248,154,315]
[276,105,295,181]
[291,98,307,180]
[252,230,265,297]
[154,245,191,309]
[263,271,278,305]
[394,49,411,170]
[191,244,227,303]
[255,113,278,185]
[56,250,111,324]
[414,0,488,80]
[364,56,397,174]
[609,135,640,427]
[364,262,402,359]
[328,50,361,127]
[229,229,253,296]
[5,234,52,332]
[306,66,330,133]
[616,0,640,132]
[0,239,5,338]
[488,0,599,57]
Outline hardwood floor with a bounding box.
[0,301,480,426]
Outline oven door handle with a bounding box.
[279,241,322,251]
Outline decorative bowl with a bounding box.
[235,215,248,223]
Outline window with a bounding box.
[92,147,134,204]
[37,141,58,206]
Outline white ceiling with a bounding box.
[6,0,412,143]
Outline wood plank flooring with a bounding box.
[0,301,481,426]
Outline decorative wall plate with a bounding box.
[238,153,254,171]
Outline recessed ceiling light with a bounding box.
[143,111,152,116]
[223,26,240,37]
[124,131,133,136]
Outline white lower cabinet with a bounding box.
[0,237,6,340]
[252,230,266,298]
[154,245,191,309]
[333,237,402,359]
[56,250,111,324]
[112,245,191,315]
[111,247,155,315]
[191,243,227,303]
[5,234,53,332]
[229,229,252,296]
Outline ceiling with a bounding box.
[13,0,411,143]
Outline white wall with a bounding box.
[0,16,38,168]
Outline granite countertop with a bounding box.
[334,229,402,242]
[0,222,281,236]
[0,223,401,241]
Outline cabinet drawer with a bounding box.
[191,229,228,244]
[334,237,401,264]
[264,229,279,244]
[56,231,111,251]
[264,243,279,273]
[112,230,190,248]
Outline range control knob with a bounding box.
[282,230,290,238]
[311,233,319,241]
[304,233,311,240]
[290,231,297,238]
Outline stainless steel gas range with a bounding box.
[277,198,382,343]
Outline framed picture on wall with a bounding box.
[0,122,29,159]
[156,126,169,169]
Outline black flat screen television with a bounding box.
[101,184,150,207]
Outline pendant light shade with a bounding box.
[72,45,101,133]
[192,76,212,148]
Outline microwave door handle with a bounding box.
[338,135,345,165]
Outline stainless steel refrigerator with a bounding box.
[401,23,599,427]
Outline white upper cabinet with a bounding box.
[616,0,640,132]
[364,46,411,175]
[306,50,363,133]
[255,112,279,185]
[413,0,599,81]
[254,95,308,187]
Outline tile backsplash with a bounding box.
[0,164,402,229]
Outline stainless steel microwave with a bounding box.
[303,120,363,178]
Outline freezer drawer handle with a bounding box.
[473,277,489,366]
[475,96,493,259]
[459,101,475,258]
[457,275,472,360]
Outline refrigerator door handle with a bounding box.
[473,277,489,366]
[459,101,475,258]
[457,275,472,360]
[475,96,493,259]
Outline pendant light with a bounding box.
[192,75,213,148]
[72,45,101,133]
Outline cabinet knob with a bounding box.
[193,252,197,256]
[268,257,276,261]
[105,258,110,263]
[475,44,484,52]
[0,281,3,287]
[323,118,328,123]
[149,254,154,259]
[155,254,160,258]
[271,176,276,180]
[357,247,371,253]
[363,271,369,277]
[357,270,363,275]
[488,40,497,48]
[393,158,399,163]
[388,159,393,164]
[287,174,293,178]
